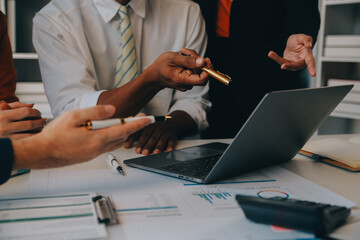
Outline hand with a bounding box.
[144,48,210,92]
[125,110,197,155]
[12,105,152,169]
[268,34,316,77]
[0,101,46,139]
[125,120,177,155]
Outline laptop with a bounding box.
[124,85,352,184]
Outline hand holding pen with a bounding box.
[86,115,172,130]
[178,48,232,86]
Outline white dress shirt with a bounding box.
[33,0,210,130]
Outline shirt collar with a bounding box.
[94,0,146,23]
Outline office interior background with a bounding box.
[2,0,360,134]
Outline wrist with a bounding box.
[169,111,197,138]
[12,134,49,169]
[140,65,165,91]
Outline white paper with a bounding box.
[27,166,356,240]
[27,168,174,194]
[0,193,106,240]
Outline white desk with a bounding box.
[1,136,360,239]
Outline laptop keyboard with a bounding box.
[160,155,221,178]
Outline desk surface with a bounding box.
[1,135,360,239]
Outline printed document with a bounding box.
[26,166,355,240]
[0,193,106,240]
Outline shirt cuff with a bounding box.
[79,90,106,109]
[0,138,14,185]
[169,99,210,132]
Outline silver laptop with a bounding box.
[124,85,352,184]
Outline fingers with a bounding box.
[153,134,169,154]
[205,58,213,69]
[135,112,146,117]
[141,128,164,155]
[166,138,177,152]
[9,102,34,109]
[280,59,306,71]
[0,101,11,110]
[268,51,287,66]
[0,118,47,136]
[178,70,208,86]
[125,133,136,148]
[304,51,316,77]
[296,34,313,49]
[170,51,205,70]
[66,105,116,126]
[135,124,178,155]
[153,134,177,154]
[3,107,42,122]
[135,125,155,154]
[99,118,152,145]
[180,48,201,58]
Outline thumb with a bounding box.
[172,52,205,70]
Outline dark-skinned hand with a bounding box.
[125,120,177,155]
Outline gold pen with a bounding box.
[200,67,232,86]
[178,52,232,86]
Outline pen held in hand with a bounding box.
[178,52,231,86]
[200,67,232,86]
[86,115,172,130]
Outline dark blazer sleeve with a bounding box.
[283,0,321,45]
[0,12,18,103]
[0,138,14,185]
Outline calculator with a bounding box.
[235,194,351,236]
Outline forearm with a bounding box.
[12,135,50,170]
[283,0,320,44]
[98,68,164,118]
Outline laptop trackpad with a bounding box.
[164,146,223,162]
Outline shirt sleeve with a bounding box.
[283,0,320,45]
[169,2,211,131]
[0,138,14,185]
[32,14,103,117]
[0,12,18,103]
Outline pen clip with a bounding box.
[216,71,232,80]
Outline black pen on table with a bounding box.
[107,153,124,176]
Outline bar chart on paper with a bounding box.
[192,189,291,205]
[192,189,232,204]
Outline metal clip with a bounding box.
[93,195,118,225]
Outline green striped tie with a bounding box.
[114,5,138,88]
